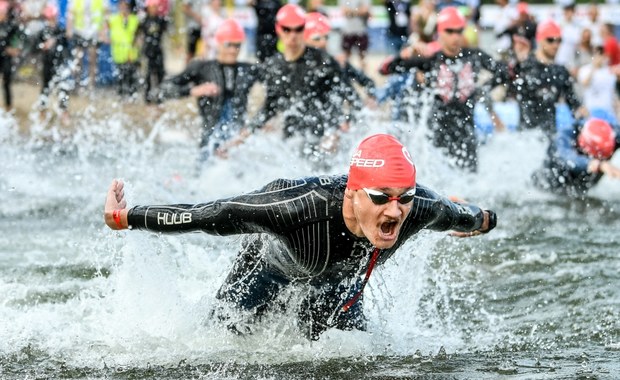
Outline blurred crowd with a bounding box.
[2,0,620,195]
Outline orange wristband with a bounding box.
[112,210,123,229]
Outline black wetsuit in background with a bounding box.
[340,61,376,124]
[384,49,509,172]
[252,0,281,62]
[248,47,345,156]
[127,174,491,339]
[159,60,260,159]
[138,14,167,103]
[36,24,71,109]
[0,19,19,108]
[532,122,620,197]
[511,54,582,139]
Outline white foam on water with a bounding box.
[1,103,619,370]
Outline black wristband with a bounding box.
[483,210,497,233]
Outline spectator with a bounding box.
[573,28,595,78]
[600,22,620,66]
[200,0,225,60]
[339,0,371,71]
[493,0,518,59]
[410,0,437,43]
[106,0,139,97]
[182,0,204,63]
[555,2,583,73]
[577,45,618,124]
[66,0,108,88]
[583,2,603,46]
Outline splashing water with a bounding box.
[1,100,620,379]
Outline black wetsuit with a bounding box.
[384,49,509,172]
[511,54,581,139]
[252,0,281,62]
[248,47,345,155]
[36,24,71,109]
[159,60,260,160]
[340,61,376,124]
[384,0,412,52]
[532,122,620,197]
[138,15,167,103]
[0,20,19,108]
[126,174,492,339]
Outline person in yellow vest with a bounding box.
[105,0,139,96]
[67,0,108,89]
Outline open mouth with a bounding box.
[380,220,398,238]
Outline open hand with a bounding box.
[104,179,127,229]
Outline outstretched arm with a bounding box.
[411,187,497,237]
[104,179,128,230]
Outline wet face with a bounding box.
[439,28,464,57]
[350,187,414,249]
[540,35,561,60]
[305,33,328,49]
[277,23,306,54]
[217,41,242,64]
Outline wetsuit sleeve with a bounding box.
[126,178,320,236]
[247,80,280,130]
[479,49,510,87]
[411,186,487,233]
[126,201,269,235]
[383,55,429,75]
[159,60,203,99]
[560,68,582,113]
[345,62,376,97]
[555,125,590,172]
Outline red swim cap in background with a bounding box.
[276,4,306,28]
[304,12,331,40]
[215,19,246,44]
[536,19,562,42]
[517,2,529,15]
[347,134,416,190]
[43,4,58,19]
[436,7,466,33]
[578,118,617,160]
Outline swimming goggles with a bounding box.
[362,188,416,205]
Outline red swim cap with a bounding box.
[304,12,331,40]
[437,7,466,33]
[43,4,58,19]
[215,19,246,44]
[276,4,306,28]
[578,118,617,159]
[536,19,562,42]
[347,134,416,190]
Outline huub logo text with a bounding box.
[157,212,192,225]
[350,149,385,167]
